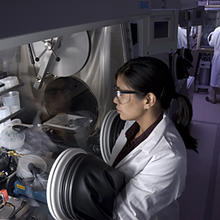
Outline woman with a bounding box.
[110,56,197,220]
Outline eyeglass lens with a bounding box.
[116,90,131,104]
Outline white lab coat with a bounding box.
[207,26,220,88]
[109,114,187,220]
[177,26,187,49]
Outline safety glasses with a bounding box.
[114,87,139,104]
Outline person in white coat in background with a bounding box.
[111,56,198,220]
[177,25,188,49]
[206,26,220,104]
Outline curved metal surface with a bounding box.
[51,31,90,77]
[32,31,90,77]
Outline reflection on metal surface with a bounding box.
[31,31,90,89]
[50,32,90,77]
[78,26,125,128]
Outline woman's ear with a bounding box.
[144,93,157,109]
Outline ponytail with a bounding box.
[171,94,198,152]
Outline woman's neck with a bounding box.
[136,107,163,135]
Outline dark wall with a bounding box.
[0,1,151,39]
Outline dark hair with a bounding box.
[115,56,197,152]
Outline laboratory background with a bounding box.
[0,0,219,219]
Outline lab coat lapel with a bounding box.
[109,120,133,166]
[114,114,169,169]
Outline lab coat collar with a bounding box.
[111,113,171,168]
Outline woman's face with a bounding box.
[113,74,146,121]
